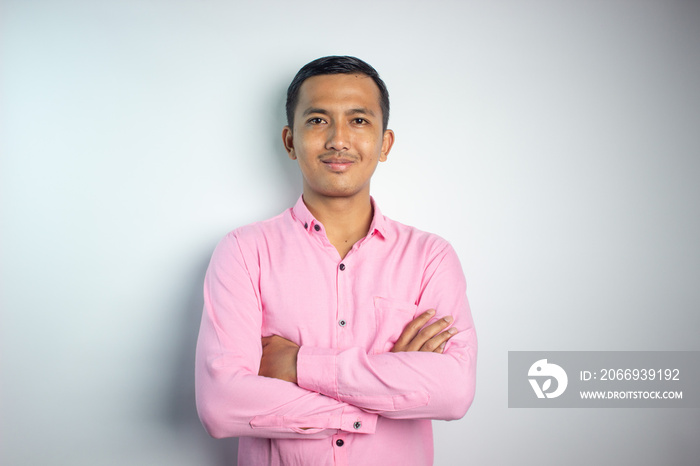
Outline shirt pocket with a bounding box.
[371,296,418,354]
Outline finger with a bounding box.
[420,327,459,353]
[407,315,454,351]
[392,309,436,351]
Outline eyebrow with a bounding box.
[301,107,376,117]
[302,107,328,117]
[347,108,376,117]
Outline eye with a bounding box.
[307,117,325,125]
[353,118,368,125]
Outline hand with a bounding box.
[258,335,300,384]
[390,309,458,353]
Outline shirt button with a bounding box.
[339,263,345,271]
[338,319,346,327]
[314,224,321,231]
[304,222,308,229]
[353,421,361,430]
[336,439,344,447]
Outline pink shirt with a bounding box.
[195,196,477,466]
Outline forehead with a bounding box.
[295,73,381,113]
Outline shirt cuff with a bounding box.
[250,405,377,435]
[297,345,341,399]
[339,406,377,434]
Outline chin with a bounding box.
[304,178,369,199]
[317,186,363,198]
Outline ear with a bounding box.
[282,126,296,160]
[379,129,394,162]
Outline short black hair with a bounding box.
[285,56,390,131]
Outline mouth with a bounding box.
[321,157,355,172]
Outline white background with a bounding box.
[2,1,699,464]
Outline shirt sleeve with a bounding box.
[296,242,477,421]
[195,232,378,439]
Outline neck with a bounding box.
[302,190,373,259]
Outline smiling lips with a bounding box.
[321,156,355,172]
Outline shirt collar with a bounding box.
[291,195,389,240]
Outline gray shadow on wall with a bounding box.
[162,79,300,466]
[263,80,302,214]
[164,255,239,464]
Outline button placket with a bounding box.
[332,433,349,464]
[335,254,350,349]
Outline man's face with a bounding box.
[282,73,394,201]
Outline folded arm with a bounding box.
[260,309,459,382]
[195,233,378,439]
[295,243,477,420]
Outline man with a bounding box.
[195,56,477,465]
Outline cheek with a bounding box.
[358,135,381,149]
[294,128,322,148]
[295,138,312,153]
[294,140,318,162]
[366,139,385,159]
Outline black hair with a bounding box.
[285,56,390,131]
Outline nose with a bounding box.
[325,123,349,152]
